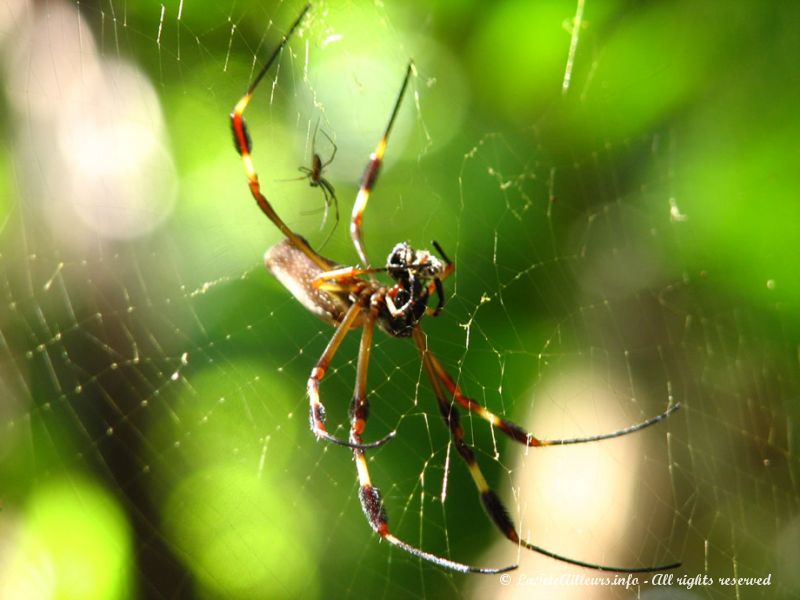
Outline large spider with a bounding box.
[230,3,681,575]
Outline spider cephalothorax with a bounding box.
[230,2,681,576]
[380,242,445,337]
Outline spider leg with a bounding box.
[275,173,311,183]
[230,4,331,271]
[433,241,455,283]
[310,116,321,154]
[319,178,338,220]
[319,129,338,167]
[311,266,389,293]
[350,62,414,267]
[426,241,455,314]
[432,240,452,264]
[315,178,339,249]
[307,301,396,450]
[412,328,681,572]
[426,350,680,447]
[350,308,516,575]
[429,278,446,317]
[317,176,330,229]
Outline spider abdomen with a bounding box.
[265,239,350,325]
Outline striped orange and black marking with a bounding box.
[350,63,414,267]
[413,327,681,573]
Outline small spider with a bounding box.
[230,3,682,575]
[284,119,339,246]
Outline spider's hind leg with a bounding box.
[412,327,681,573]
[350,309,516,575]
[426,350,680,448]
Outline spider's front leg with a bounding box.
[351,305,516,575]
[230,3,329,271]
[426,350,680,448]
[350,62,414,267]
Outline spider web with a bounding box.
[0,1,797,599]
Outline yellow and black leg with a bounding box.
[307,301,395,450]
[413,327,681,573]
[352,308,516,574]
[427,349,680,447]
[229,3,330,270]
[350,63,415,267]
